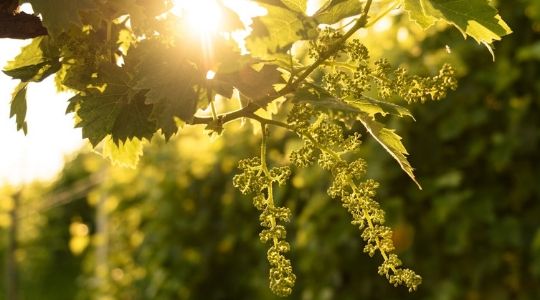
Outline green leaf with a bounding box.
[216,63,284,105]
[313,0,362,25]
[293,85,420,188]
[346,95,414,119]
[294,85,414,119]
[246,3,315,57]
[101,136,145,168]
[133,43,200,140]
[75,64,155,146]
[219,4,245,31]
[4,62,48,81]
[403,0,512,46]
[28,0,97,35]
[3,37,61,82]
[99,0,168,33]
[208,79,234,99]
[357,113,422,189]
[10,82,29,135]
[280,0,308,13]
[4,37,45,69]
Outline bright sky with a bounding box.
[0,39,84,186]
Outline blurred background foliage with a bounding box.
[1,0,539,299]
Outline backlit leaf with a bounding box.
[294,85,414,119]
[280,0,308,13]
[313,0,362,25]
[75,63,155,146]
[3,37,60,82]
[10,82,29,135]
[246,3,315,57]
[216,63,284,105]
[4,37,45,69]
[357,113,422,189]
[403,0,512,47]
[133,43,200,139]
[346,95,414,119]
[219,4,245,31]
[28,0,97,35]
[293,85,420,188]
[102,136,145,168]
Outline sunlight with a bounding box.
[171,0,222,34]
[171,0,266,34]
[306,0,321,16]
[170,0,267,56]
[206,70,217,80]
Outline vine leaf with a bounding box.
[280,0,308,13]
[357,113,422,189]
[28,0,97,35]
[313,0,362,25]
[294,85,414,119]
[403,0,512,49]
[246,3,315,57]
[2,36,60,83]
[105,0,169,31]
[345,96,415,119]
[293,86,419,188]
[132,43,200,140]
[10,82,29,135]
[74,63,155,146]
[219,5,245,32]
[216,63,284,106]
[101,136,145,168]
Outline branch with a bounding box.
[247,113,296,132]
[190,0,374,127]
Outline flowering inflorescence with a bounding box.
[308,27,345,61]
[287,103,422,292]
[312,30,458,104]
[230,24,455,297]
[233,129,295,297]
[381,60,458,103]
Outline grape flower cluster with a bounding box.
[310,28,457,104]
[229,26,457,296]
[287,103,422,291]
[232,153,295,296]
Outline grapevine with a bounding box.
[233,124,295,296]
[1,0,511,297]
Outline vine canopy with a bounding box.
[2,0,510,178]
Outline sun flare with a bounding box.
[171,0,267,34]
[171,0,222,34]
